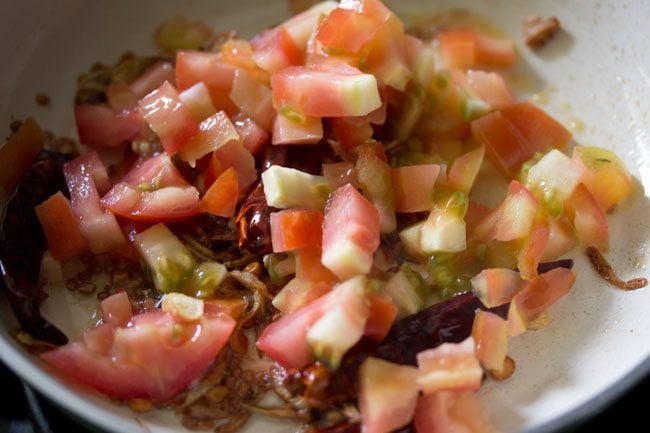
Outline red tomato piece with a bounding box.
[565,184,609,252]
[105,84,138,110]
[257,292,331,369]
[470,268,523,308]
[391,164,440,213]
[100,292,133,327]
[466,70,515,110]
[438,28,515,68]
[75,104,142,148]
[321,184,381,279]
[316,8,381,55]
[42,310,235,401]
[178,110,240,164]
[270,208,324,253]
[178,82,217,122]
[271,65,381,117]
[447,146,485,194]
[472,310,508,373]
[138,81,199,155]
[128,61,176,100]
[272,114,323,145]
[64,152,126,254]
[507,267,576,335]
[101,154,201,222]
[251,26,303,73]
[328,116,374,152]
[0,118,44,196]
[272,277,332,315]
[359,357,419,433]
[364,292,398,341]
[295,246,338,286]
[35,192,88,261]
[175,51,237,112]
[200,167,238,218]
[281,1,338,51]
[212,140,257,193]
[517,219,550,280]
[229,69,275,131]
[232,112,270,155]
[414,391,495,433]
[495,181,540,242]
[500,102,571,153]
[355,153,396,234]
[416,337,483,394]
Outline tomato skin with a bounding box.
[447,146,485,194]
[200,167,238,218]
[500,102,571,153]
[138,81,199,155]
[35,191,88,261]
[75,104,142,148]
[270,208,324,253]
[42,310,235,401]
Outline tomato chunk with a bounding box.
[0,118,44,196]
[100,292,133,327]
[175,51,237,112]
[138,81,199,155]
[178,111,239,164]
[414,391,495,433]
[35,192,88,261]
[364,292,398,341]
[321,184,381,279]
[271,65,381,117]
[42,309,235,401]
[472,310,508,373]
[391,165,440,213]
[75,105,142,148]
[416,337,483,394]
[270,208,324,253]
[200,167,238,218]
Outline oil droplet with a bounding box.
[533,92,549,104]
[569,118,585,132]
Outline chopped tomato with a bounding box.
[438,28,515,68]
[41,308,235,401]
[229,69,275,131]
[321,184,381,279]
[270,208,324,253]
[272,113,323,145]
[508,267,576,335]
[200,167,238,218]
[471,268,523,308]
[295,246,338,286]
[391,164,440,213]
[64,152,126,254]
[175,51,237,113]
[572,146,633,211]
[128,61,176,100]
[232,112,270,155]
[281,1,338,51]
[355,153,396,234]
[414,391,495,433]
[75,104,142,148]
[101,154,201,222]
[0,118,44,196]
[447,146,485,194]
[465,70,515,109]
[328,116,374,152]
[542,217,577,261]
[100,292,133,327]
[416,337,483,394]
[565,184,609,252]
[138,81,199,155]
[517,219,550,280]
[359,357,419,433]
[316,8,381,55]
[495,181,540,242]
[178,111,239,164]
[348,142,388,163]
[178,82,217,122]
[364,292,398,341]
[251,27,303,73]
[35,191,88,261]
[272,277,331,315]
[472,102,571,178]
[212,140,257,192]
[472,310,508,373]
[271,65,382,117]
[257,290,331,369]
